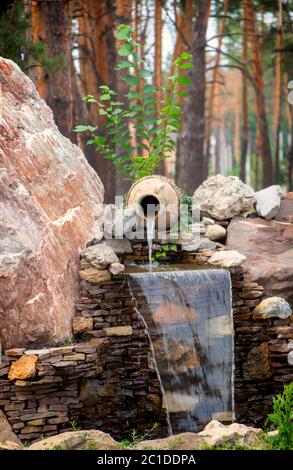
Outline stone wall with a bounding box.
[0,240,292,443]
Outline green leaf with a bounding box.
[74,125,97,133]
[116,60,134,70]
[176,76,191,86]
[179,62,193,70]
[112,108,123,115]
[123,75,139,86]
[83,95,97,103]
[99,109,108,116]
[100,94,111,101]
[180,52,192,60]
[116,25,133,40]
[138,69,153,78]
[118,42,132,56]
[143,84,157,95]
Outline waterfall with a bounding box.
[146,216,155,272]
[128,269,234,435]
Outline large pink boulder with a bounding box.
[226,217,293,305]
[0,58,104,348]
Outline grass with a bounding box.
[119,423,160,448]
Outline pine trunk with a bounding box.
[176,0,211,194]
[245,0,273,187]
[31,0,73,139]
[272,4,283,184]
[240,0,249,183]
[205,0,228,172]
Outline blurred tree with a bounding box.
[176,0,211,194]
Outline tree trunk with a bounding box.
[272,3,283,184]
[175,0,211,194]
[245,0,273,187]
[240,0,249,182]
[77,0,117,202]
[205,0,228,172]
[31,0,73,139]
[286,107,293,191]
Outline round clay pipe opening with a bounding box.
[140,195,160,219]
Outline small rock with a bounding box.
[8,355,38,381]
[27,430,119,450]
[4,348,25,357]
[102,238,133,254]
[243,343,271,381]
[72,317,93,334]
[80,243,118,268]
[288,351,293,365]
[252,297,292,320]
[80,379,113,407]
[104,326,133,336]
[255,185,283,220]
[208,250,246,268]
[79,268,111,284]
[206,224,226,241]
[201,216,215,226]
[109,262,125,275]
[193,174,255,220]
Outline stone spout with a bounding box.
[126,176,181,229]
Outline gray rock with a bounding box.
[80,243,118,268]
[288,351,293,365]
[208,250,246,267]
[80,379,113,407]
[198,420,261,447]
[255,185,284,220]
[102,238,133,254]
[252,297,292,320]
[28,430,119,450]
[201,216,215,226]
[193,174,255,220]
[109,262,125,275]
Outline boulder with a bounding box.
[208,250,246,268]
[8,355,38,381]
[255,185,283,220]
[192,175,255,220]
[198,420,261,447]
[274,192,293,223]
[103,205,138,239]
[0,58,104,349]
[206,224,226,241]
[136,421,261,449]
[80,243,118,269]
[0,440,23,450]
[28,430,119,450]
[226,217,293,305]
[252,297,292,320]
[135,433,203,450]
[0,410,22,446]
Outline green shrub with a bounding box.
[75,24,192,182]
[265,382,293,450]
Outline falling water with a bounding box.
[128,279,173,435]
[146,216,155,272]
[129,269,234,434]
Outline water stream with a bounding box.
[129,269,234,434]
[146,216,155,272]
